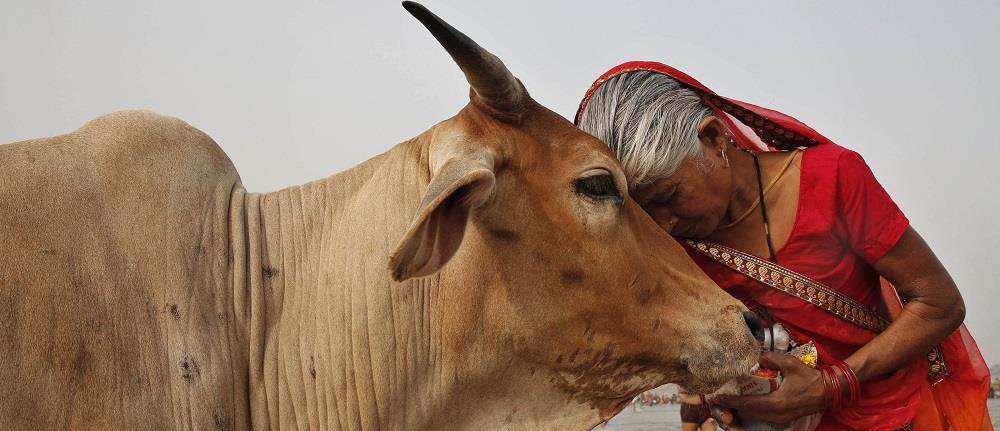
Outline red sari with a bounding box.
[687,143,923,430]
[576,61,991,431]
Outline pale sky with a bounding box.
[2,1,998,366]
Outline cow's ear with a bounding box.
[389,153,495,282]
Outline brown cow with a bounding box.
[0,2,759,430]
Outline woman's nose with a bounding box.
[649,208,678,233]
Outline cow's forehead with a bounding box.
[447,100,622,176]
[520,104,619,163]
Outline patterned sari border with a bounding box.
[685,240,888,333]
[685,240,950,382]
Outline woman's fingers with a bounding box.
[758,351,799,371]
[715,352,825,424]
[714,393,777,412]
[713,392,798,423]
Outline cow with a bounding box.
[0,2,760,430]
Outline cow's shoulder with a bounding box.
[73,110,240,184]
[0,111,248,429]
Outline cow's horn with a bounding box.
[403,1,524,112]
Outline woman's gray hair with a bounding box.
[578,71,714,189]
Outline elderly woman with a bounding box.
[575,62,990,430]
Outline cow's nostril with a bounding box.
[743,310,765,344]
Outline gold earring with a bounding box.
[722,149,730,168]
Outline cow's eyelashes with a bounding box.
[574,174,623,204]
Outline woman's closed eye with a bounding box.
[574,174,623,204]
[646,185,678,207]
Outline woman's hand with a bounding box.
[714,352,828,425]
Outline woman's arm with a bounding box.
[845,226,965,382]
[715,226,964,423]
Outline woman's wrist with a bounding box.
[842,354,871,383]
[833,361,861,404]
[819,366,834,411]
[819,361,862,412]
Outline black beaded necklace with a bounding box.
[751,151,778,263]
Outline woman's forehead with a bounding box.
[633,176,679,198]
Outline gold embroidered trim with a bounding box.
[926,345,950,384]
[705,95,818,150]
[685,240,888,333]
[686,239,951,382]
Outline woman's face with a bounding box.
[632,155,732,239]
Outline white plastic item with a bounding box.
[762,322,790,352]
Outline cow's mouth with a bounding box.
[679,348,759,394]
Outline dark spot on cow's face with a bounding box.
[309,355,316,380]
[179,355,199,381]
[560,269,584,285]
[213,410,228,431]
[652,318,661,332]
[262,265,278,280]
[488,228,519,242]
[633,281,665,305]
[86,319,104,334]
[167,303,180,320]
[71,339,89,375]
[502,336,515,350]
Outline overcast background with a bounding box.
[2,1,998,366]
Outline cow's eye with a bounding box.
[574,174,623,204]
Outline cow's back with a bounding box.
[0,111,250,429]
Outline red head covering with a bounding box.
[574,61,835,152]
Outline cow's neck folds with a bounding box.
[237,140,448,429]
[236,135,604,430]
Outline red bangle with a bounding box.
[820,366,834,410]
[827,366,843,409]
[832,360,861,405]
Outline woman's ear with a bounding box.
[697,116,728,152]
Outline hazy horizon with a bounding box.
[3,1,998,366]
